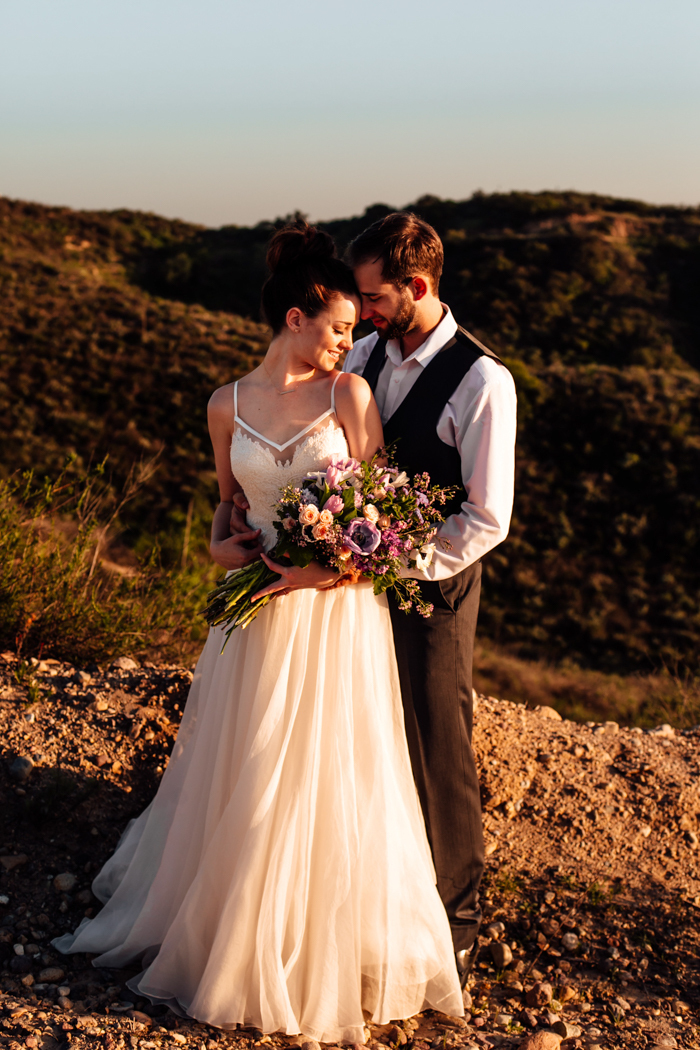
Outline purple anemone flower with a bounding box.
[343,518,381,556]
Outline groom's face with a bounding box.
[353,258,417,341]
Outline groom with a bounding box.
[343,213,516,980]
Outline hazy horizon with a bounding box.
[2,0,699,227]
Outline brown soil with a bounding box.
[0,653,697,1050]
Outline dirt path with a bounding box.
[0,653,697,1050]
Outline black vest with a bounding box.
[362,326,506,517]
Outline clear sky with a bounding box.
[1,0,699,226]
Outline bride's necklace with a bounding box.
[263,359,316,396]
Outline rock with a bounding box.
[10,955,32,973]
[541,1010,560,1027]
[0,854,28,872]
[9,756,34,782]
[560,932,579,951]
[58,996,72,1009]
[650,1038,677,1048]
[387,1027,408,1046]
[57,985,71,996]
[127,1010,153,1025]
[614,995,631,1012]
[518,1009,538,1029]
[526,982,553,1007]
[585,1029,603,1039]
[39,966,65,982]
[486,921,506,939]
[53,872,77,893]
[490,941,513,968]
[516,1033,562,1049]
[76,670,92,684]
[301,1042,322,1050]
[551,1021,581,1039]
[649,723,674,737]
[535,706,562,720]
[111,656,139,671]
[462,989,473,1009]
[558,985,576,1004]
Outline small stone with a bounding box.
[495,1013,513,1026]
[518,1009,538,1029]
[541,1010,560,1027]
[58,996,72,1009]
[57,985,71,996]
[462,989,473,1010]
[516,1032,562,1049]
[170,1033,187,1045]
[490,942,513,968]
[20,973,34,988]
[614,995,631,1012]
[112,656,139,671]
[10,955,32,974]
[301,1042,322,1050]
[640,825,652,837]
[13,943,25,955]
[53,872,77,893]
[526,982,553,1008]
[486,921,506,939]
[76,889,93,904]
[585,1028,603,1039]
[560,932,579,952]
[558,985,576,1004]
[551,1021,582,1039]
[39,966,65,982]
[649,723,674,737]
[76,670,92,684]
[650,1038,677,1048]
[127,1009,152,1025]
[544,891,556,904]
[9,757,34,782]
[535,706,562,720]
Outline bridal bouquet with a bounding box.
[205,453,457,642]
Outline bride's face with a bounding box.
[293,296,360,371]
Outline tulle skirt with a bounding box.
[53,583,462,1043]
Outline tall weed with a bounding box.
[0,463,215,665]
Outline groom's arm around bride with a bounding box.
[344,212,517,970]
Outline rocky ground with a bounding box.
[0,652,697,1050]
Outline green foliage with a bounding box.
[1,190,700,674]
[0,466,216,664]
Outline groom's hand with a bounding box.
[230,491,252,537]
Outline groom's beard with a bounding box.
[383,289,418,341]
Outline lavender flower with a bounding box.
[343,518,381,556]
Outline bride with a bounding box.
[53,221,463,1043]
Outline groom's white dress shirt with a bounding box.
[343,306,517,582]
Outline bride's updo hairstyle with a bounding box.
[261,219,358,333]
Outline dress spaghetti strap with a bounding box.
[330,371,341,414]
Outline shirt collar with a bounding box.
[384,304,458,368]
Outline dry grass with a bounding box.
[473,639,700,729]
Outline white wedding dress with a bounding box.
[53,376,463,1043]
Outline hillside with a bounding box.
[0,653,697,1049]
[1,192,699,674]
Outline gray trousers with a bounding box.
[387,562,485,953]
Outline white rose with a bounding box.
[362,504,379,524]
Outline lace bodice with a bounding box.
[230,402,349,550]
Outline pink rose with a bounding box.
[312,521,331,541]
[319,509,334,525]
[324,494,344,515]
[362,504,379,524]
[299,504,320,526]
[282,516,295,531]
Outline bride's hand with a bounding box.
[251,553,338,601]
